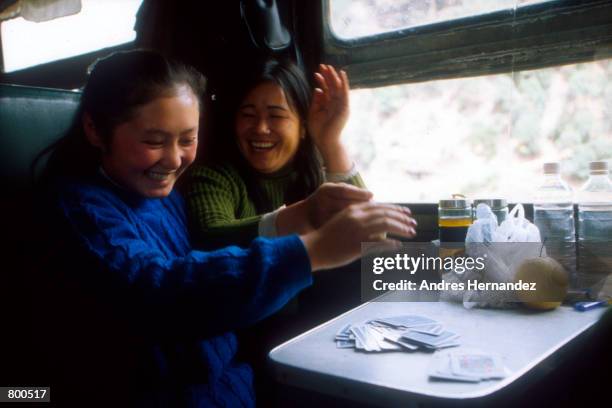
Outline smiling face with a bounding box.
[94,85,200,198]
[235,81,303,174]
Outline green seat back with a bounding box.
[0,84,81,183]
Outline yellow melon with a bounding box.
[514,257,569,310]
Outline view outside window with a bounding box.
[330,0,555,39]
[1,0,143,72]
[329,0,611,203]
[343,60,612,203]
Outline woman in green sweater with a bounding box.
[187,58,369,249]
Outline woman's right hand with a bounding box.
[300,202,417,271]
[308,65,354,174]
[275,183,372,236]
[305,183,373,230]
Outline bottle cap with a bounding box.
[439,199,470,209]
[543,162,560,174]
[589,161,609,175]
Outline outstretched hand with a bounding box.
[301,202,417,271]
[308,64,350,153]
[275,183,372,236]
[305,183,372,230]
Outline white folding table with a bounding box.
[269,292,607,407]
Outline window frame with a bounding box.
[0,0,143,77]
[322,0,612,88]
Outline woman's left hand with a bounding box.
[308,64,350,153]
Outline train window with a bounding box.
[1,0,142,73]
[343,59,612,203]
[330,0,553,39]
[320,0,612,202]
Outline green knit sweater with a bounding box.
[186,163,365,250]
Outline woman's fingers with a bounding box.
[310,88,325,112]
[375,206,417,228]
[339,69,350,111]
[365,217,417,239]
[358,202,413,218]
[303,202,415,271]
[314,71,331,105]
[311,184,372,227]
[353,203,417,238]
[326,65,343,95]
[316,64,346,104]
[363,206,417,230]
[314,72,328,91]
[340,69,350,96]
[323,197,368,215]
[312,87,324,98]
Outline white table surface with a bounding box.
[269,292,607,406]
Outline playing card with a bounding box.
[450,350,506,379]
[401,330,460,348]
[370,326,400,342]
[336,339,355,349]
[367,326,403,351]
[410,323,444,335]
[393,338,420,351]
[333,315,461,354]
[354,336,364,350]
[378,339,403,351]
[335,335,350,341]
[336,323,352,337]
[428,352,481,382]
[351,325,380,352]
[372,315,437,328]
[426,340,461,350]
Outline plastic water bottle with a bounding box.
[576,161,612,292]
[533,162,576,283]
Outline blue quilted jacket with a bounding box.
[47,174,312,407]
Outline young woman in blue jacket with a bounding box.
[35,50,416,407]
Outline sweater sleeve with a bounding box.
[186,165,263,249]
[345,172,366,189]
[325,163,367,189]
[57,184,312,341]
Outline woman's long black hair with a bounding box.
[33,50,207,185]
[212,58,324,213]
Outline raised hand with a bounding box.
[301,202,417,271]
[308,64,352,172]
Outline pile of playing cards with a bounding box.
[428,349,507,382]
[335,315,460,352]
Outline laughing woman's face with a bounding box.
[234,81,303,174]
[88,85,200,198]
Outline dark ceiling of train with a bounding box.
[0,1,319,92]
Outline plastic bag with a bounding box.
[447,204,543,308]
[465,204,499,243]
[494,204,542,243]
[466,203,541,244]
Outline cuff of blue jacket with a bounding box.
[266,234,313,295]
